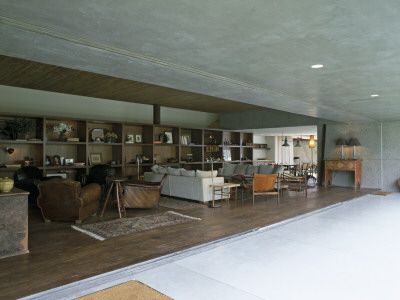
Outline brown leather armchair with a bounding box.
[123,174,168,208]
[37,178,101,223]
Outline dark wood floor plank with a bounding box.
[0,187,372,299]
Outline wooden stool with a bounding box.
[100,176,128,218]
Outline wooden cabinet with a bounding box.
[0,113,254,179]
[324,160,362,190]
[0,188,29,258]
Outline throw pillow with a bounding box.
[167,167,182,176]
[233,164,248,175]
[158,166,168,174]
[246,165,259,175]
[196,170,218,178]
[259,164,275,174]
[273,165,285,174]
[181,169,196,177]
[151,165,159,174]
[223,163,236,176]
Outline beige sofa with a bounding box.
[144,166,224,203]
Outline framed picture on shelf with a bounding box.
[52,155,61,166]
[126,134,134,143]
[164,131,173,144]
[89,153,102,165]
[135,134,142,143]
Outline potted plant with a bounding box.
[104,132,118,143]
[53,122,73,141]
[7,118,33,140]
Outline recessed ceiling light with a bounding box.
[370,94,379,97]
[311,64,324,69]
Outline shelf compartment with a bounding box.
[124,124,153,144]
[45,144,87,166]
[222,131,240,146]
[0,142,43,167]
[46,118,86,142]
[154,125,179,145]
[180,128,203,145]
[88,121,123,143]
[88,144,122,166]
[124,145,153,165]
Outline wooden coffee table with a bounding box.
[210,182,241,208]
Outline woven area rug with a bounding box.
[71,211,201,241]
[159,196,206,210]
[76,280,172,300]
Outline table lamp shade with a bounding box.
[348,138,361,146]
[348,138,361,159]
[336,138,348,146]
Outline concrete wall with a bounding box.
[221,109,400,192]
[324,121,400,192]
[0,85,219,128]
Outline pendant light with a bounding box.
[309,135,316,148]
[294,137,302,147]
[282,136,290,147]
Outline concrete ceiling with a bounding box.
[1,1,400,122]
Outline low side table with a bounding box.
[101,176,128,218]
[210,183,240,208]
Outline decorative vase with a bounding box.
[0,177,14,193]
[59,132,67,141]
[105,138,116,143]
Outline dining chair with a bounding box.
[280,172,308,197]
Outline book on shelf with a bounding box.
[67,137,79,142]
[28,138,42,141]
[181,135,190,145]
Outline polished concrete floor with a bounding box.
[23,192,400,300]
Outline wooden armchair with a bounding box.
[280,173,307,196]
[251,174,279,206]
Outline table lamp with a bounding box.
[348,138,361,160]
[336,138,348,159]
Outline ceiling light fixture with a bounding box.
[282,136,290,147]
[294,137,302,147]
[370,94,379,97]
[311,64,324,69]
